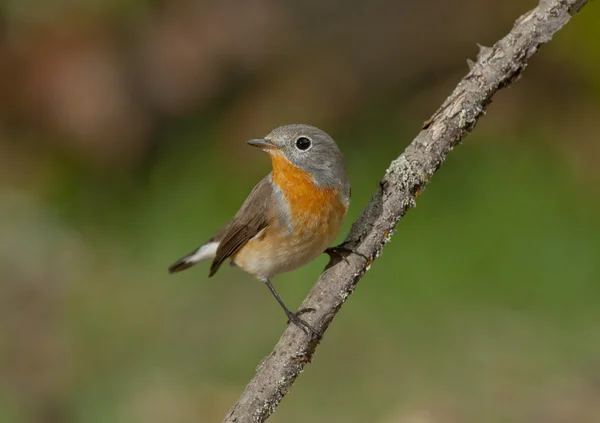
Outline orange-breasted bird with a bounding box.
[168,124,351,335]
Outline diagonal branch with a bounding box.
[222,1,589,422]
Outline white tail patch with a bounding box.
[169,241,220,273]
[187,241,219,263]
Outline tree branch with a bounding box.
[222,1,589,422]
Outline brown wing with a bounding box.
[209,176,272,276]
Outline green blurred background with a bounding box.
[1,1,600,422]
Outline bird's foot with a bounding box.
[285,307,320,337]
[325,243,369,265]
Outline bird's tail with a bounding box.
[168,241,219,273]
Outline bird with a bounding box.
[168,124,351,336]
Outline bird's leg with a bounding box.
[325,242,369,265]
[263,279,320,337]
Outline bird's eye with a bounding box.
[295,137,311,151]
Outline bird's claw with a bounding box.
[325,243,369,265]
[286,308,320,337]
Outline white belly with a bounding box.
[232,222,341,280]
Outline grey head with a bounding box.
[247,124,350,196]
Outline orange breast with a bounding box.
[270,151,347,235]
[231,151,348,278]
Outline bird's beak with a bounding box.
[247,138,278,150]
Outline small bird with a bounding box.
[168,124,351,335]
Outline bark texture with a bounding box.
[222,1,589,422]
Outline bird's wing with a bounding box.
[209,176,272,276]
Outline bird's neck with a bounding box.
[269,151,347,223]
[269,151,316,192]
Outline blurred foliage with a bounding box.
[1,0,600,422]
